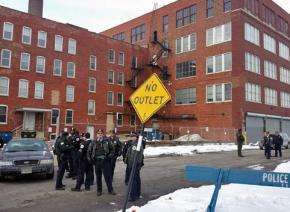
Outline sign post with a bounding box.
[185,166,290,212]
[122,73,171,212]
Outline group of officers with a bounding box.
[54,128,145,202]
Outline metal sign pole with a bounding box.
[122,124,145,212]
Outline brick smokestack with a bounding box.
[28,0,43,17]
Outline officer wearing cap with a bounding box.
[123,132,145,201]
[87,129,116,196]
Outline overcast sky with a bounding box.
[0,0,289,33]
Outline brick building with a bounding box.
[0,0,290,142]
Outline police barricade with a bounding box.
[185,166,289,212]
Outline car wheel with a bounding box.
[0,176,5,182]
[286,144,289,149]
[46,171,54,179]
[259,146,263,150]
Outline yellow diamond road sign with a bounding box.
[129,73,171,124]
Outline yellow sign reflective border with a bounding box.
[129,73,171,123]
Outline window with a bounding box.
[206,22,231,46]
[265,87,277,106]
[264,60,277,80]
[36,56,45,73]
[112,32,125,41]
[0,105,8,124]
[118,72,124,85]
[0,49,11,68]
[107,91,114,105]
[51,109,60,125]
[55,35,63,52]
[66,86,74,102]
[207,0,214,18]
[206,52,232,74]
[88,100,95,115]
[89,77,96,92]
[277,16,289,37]
[206,83,232,102]
[176,4,196,28]
[176,60,196,79]
[176,87,196,104]
[263,33,276,54]
[53,59,62,76]
[244,23,259,46]
[130,114,136,126]
[117,93,123,106]
[90,55,97,70]
[22,27,32,44]
[20,53,30,71]
[68,38,76,54]
[34,81,44,99]
[37,31,47,48]
[3,22,13,40]
[176,33,196,54]
[65,110,73,125]
[108,71,114,84]
[108,49,115,64]
[162,41,169,57]
[163,15,169,32]
[117,113,123,127]
[224,0,231,12]
[132,56,138,68]
[280,67,290,85]
[18,79,29,98]
[245,52,260,74]
[67,62,75,78]
[279,42,290,61]
[131,24,145,43]
[244,0,259,17]
[0,77,9,96]
[262,5,275,27]
[281,92,290,108]
[245,82,261,103]
[118,52,124,65]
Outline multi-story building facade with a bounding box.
[0,0,290,142]
[102,0,290,142]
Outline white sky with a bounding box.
[0,0,289,33]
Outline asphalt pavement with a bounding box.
[0,149,289,212]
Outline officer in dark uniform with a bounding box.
[264,131,272,159]
[71,130,81,179]
[236,129,245,157]
[65,129,75,178]
[55,132,73,190]
[123,132,144,202]
[106,130,122,182]
[87,129,116,196]
[273,131,283,157]
[53,135,61,167]
[71,132,93,192]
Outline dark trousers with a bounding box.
[265,145,271,159]
[128,165,141,200]
[75,160,92,189]
[67,152,74,176]
[237,142,243,156]
[55,154,68,188]
[125,165,130,184]
[72,150,80,176]
[94,159,113,192]
[275,144,282,157]
[88,163,94,185]
[111,156,117,181]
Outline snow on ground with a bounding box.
[144,143,258,157]
[246,164,264,170]
[123,161,290,212]
[174,134,205,142]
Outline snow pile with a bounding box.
[123,161,290,212]
[174,134,205,142]
[144,143,259,157]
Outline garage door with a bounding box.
[282,120,290,137]
[265,118,280,133]
[246,116,264,143]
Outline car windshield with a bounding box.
[4,140,48,152]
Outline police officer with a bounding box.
[65,129,75,178]
[87,129,116,196]
[55,132,73,190]
[71,132,93,192]
[53,135,61,167]
[273,131,283,157]
[123,132,144,202]
[71,129,81,179]
[106,130,122,182]
[264,131,272,159]
[236,129,245,157]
